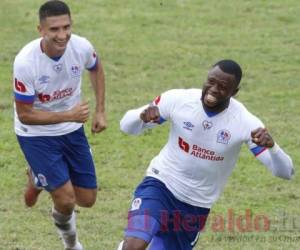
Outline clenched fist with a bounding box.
[69,101,90,123]
[251,127,274,148]
[140,105,160,123]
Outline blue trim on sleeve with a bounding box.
[87,57,98,71]
[158,116,166,124]
[251,146,267,156]
[14,92,35,103]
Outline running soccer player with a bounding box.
[117,59,294,250]
[13,1,106,249]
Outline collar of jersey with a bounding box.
[50,56,62,61]
[204,110,219,117]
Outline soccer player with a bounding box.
[117,59,294,250]
[13,1,106,249]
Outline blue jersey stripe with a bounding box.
[14,92,35,103]
[87,57,98,71]
[251,146,267,156]
[158,116,166,124]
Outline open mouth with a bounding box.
[204,93,218,106]
[55,41,67,47]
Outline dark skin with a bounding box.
[125,65,274,250]
[140,65,274,148]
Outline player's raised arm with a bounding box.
[120,104,160,135]
[251,127,294,180]
[140,105,160,123]
[120,90,179,135]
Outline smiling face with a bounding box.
[38,14,72,57]
[201,65,239,112]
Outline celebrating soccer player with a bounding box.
[117,59,294,250]
[13,1,106,249]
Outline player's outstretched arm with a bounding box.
[140,105,160,123]
[251,127,294,180]
[16,101,90,125]
[120,105,161,135]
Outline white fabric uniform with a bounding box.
[13,34,98,136]
[120,89,294,208]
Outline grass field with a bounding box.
[0,0,299,249]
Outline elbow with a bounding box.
[119,121,140,135]
[120,121,129,134]
[119,117,128,133]
[119,109,145,135]
[18,112,32,125]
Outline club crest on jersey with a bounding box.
[202,120,213,130]
[71,64,81,78]
[217,129,231,144]
[53,63,63,73]
[38,75,50,84]
[130,198,142,211]
[183,121,195,131]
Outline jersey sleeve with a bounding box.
[151,89,179,124]
[244,112,267,157]
[13,59,35,104]
[243,110,294,179]
[120,89,179,135]
[81,38,99,71]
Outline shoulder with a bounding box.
[162,88,201,99]
[229,98,264,127]
[229,97,247,113]
[157,89,201,113]
[14,38,41,66]
[69,34,93,49]
[70,34,90,43]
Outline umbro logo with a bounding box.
[38,75,50,84]
[183,121,195,131]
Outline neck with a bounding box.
[41,39,65,58]
[201,98,230,114]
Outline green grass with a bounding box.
[0,0,299,249]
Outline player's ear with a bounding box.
[37,24,43,35]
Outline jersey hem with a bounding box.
[14,123,83,137]
[145,174,213,209]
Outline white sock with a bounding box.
[117,241,124,250]
[52,207,83,250]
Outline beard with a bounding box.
[201,89,230,112]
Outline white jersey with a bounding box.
[120,89,294,208]
[13,34,98,136]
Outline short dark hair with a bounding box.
[39,0,71,21]
[213,59,242,85]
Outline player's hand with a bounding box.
[70,101,90,123]
[140,105,160,123]
[251,127,274,148]
[91,111,107,134]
